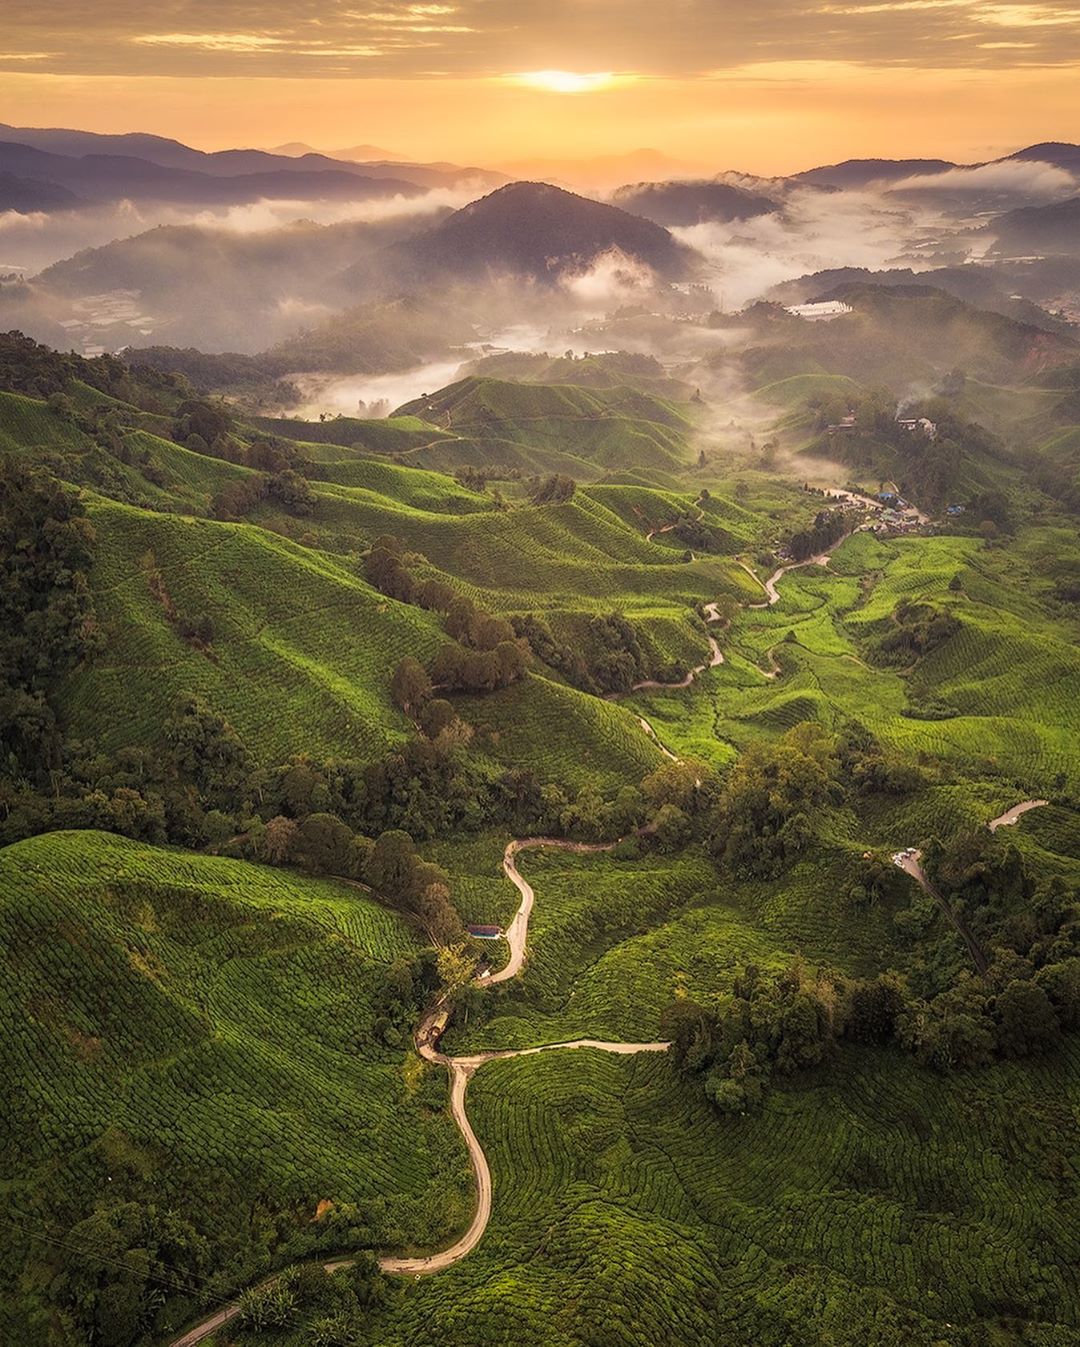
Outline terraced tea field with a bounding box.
[0,831,471,1341]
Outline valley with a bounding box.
[3,120,1080,1347]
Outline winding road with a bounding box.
[170,838,669,1344]
[892,800,1049,975]
[172,488,926,1343]
[749,550,834,608]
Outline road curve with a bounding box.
[170,838,669,1343]
[988,799,1048,831]
[749,551,834,608]
[891,797,1050,976]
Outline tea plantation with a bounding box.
[3,332,1080,1347]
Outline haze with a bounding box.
[4,0,1080,171]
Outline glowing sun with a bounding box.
[512,70,620,94]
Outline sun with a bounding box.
[512,70,620,94]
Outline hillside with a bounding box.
[0,830,468,1345]
[610,179,780,226]
[0,171,82,213]
[363,181,695,288]
[765,264,1074,336]
[792,157,955,188]
[735,284,1079,393]
[991,195,1080,257]
[5,321,1080,1347]
[394,375,697,472]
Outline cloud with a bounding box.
[559,249,658,308]
[133,33,289,52]
[672,188,918,309]
[891,158,1078,195]
[10,0,1080,78]
[978,3,1080,23]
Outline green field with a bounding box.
[4,327,1080,1347]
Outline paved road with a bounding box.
[170,838,669,1342]
[749,551,834,608]
[988,800,1048,831]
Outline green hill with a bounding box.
[0,830,468,1346]
[395,376,698,474]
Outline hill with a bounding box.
[394,375,697,472]
[990,195,1080,257]
[26,219,448,353]
[0,829,468,1346]
[0,171,82,214]
[7,320,1080,1347]
[1002,141,1080,174]
[793,157,955,188]
[765,264,1073,336]
[735,284,1079,394]
[364,182,695,289]
[609,179,779,226]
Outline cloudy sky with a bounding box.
[3,0,1079,169]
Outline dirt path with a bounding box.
[637,715,679,762]
[626,637,724,693]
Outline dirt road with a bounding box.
[892,847,989,975]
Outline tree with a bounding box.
[445,596,480,645]
[419,698,456,739]
[651,802,691,850]
[267,468,316,516]
[845,974,906,1045]
[417,577,456,613]
[365,829,417,897]
[660,999,716,1072]
[294,812,356,875]
[262,815,298,864]
[709,723,837,878]
[1036,961,1080,1030]
[437,942,476,995]
[416,882,463,945]
[995,979,1060,1056]
[164,694,249,806]
[391,657,432,714]
[529,474,576,505]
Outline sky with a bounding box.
[3,0,1080,172]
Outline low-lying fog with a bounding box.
[4,152,1078,421]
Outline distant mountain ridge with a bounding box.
[610,179,780,227]
[0,140,422,208]
[0,122,505,193]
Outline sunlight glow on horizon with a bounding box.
[511,70,624,94]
